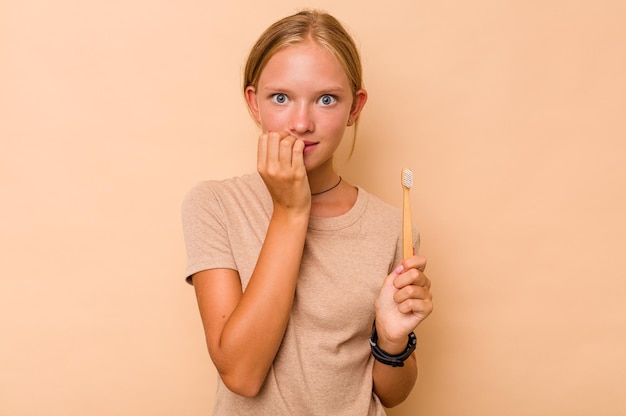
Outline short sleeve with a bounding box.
[181,181,237,284]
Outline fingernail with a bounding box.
[394,265,404,274]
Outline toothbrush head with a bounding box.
[402,168,414,189]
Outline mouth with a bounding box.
[302,140,319,153]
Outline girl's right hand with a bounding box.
[257,131,311,214]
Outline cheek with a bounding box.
[323,113,350,135]
[258,108,287,131]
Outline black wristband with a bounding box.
[369,326,417,367]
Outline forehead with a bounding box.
[258,41,350,89]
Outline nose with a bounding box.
[288,104,314,134]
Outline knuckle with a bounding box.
[279,136,295,147]
[405,285,418,297]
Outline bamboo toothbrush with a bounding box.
[401,168,414,259]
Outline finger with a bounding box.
[257,134,268,171]
[258,131,286,176]
[393,285,432,305]
[266,132,283,169]
[414,271,430,289]
[279,135,297,168]
[292,139,305,169]
[384,264,406,287]
[393,268,418,289]
[396,297,434,316]
[394,269,430,291]
[401,255,427,272]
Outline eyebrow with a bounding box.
[320,87,347,94]
[261,85,347,94]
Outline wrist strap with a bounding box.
[369,326,417,367]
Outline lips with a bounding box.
[302,140,319,153]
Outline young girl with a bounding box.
[182,10,433,415]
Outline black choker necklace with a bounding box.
[311,176,342,196]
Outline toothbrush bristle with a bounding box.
[402,168,414,189]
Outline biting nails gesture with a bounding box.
[374,255,433,352]
[257,131,310,214]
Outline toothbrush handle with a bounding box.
[402,187,413,259]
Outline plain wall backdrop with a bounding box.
[1,0,625,415]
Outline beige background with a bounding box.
[2,0,625,415]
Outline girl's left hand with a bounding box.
[374,255,433,352]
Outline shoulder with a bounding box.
[182,172,266,210]
[357,187,405,245]
[358,187,401,220]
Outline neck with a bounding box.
[311,176,342,196]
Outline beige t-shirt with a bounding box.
[182,172,418,415]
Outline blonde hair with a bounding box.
[243,10,364,155]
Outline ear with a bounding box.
[245,85,261,124]
[347,88,368,126]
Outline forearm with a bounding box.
[372,354,417,407]
[215,208,309,395]
[372,255,431,406]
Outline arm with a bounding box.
[372,255,433,407]
[193,208,308,397]
[193,132,309,397]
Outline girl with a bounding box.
[182,9,433,415]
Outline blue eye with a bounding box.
[272,93,287,104]
[319,95,336,106]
